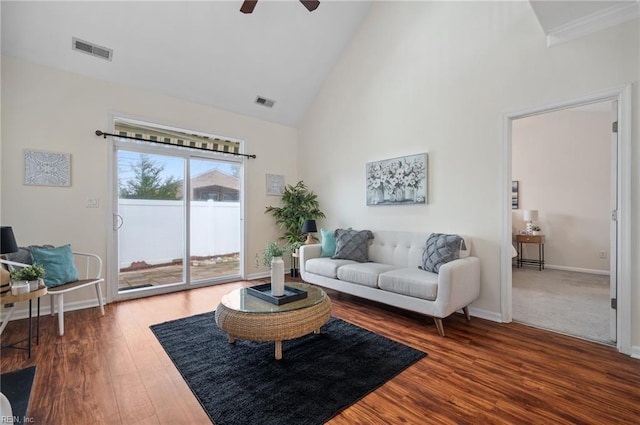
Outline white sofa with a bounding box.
[299,230,481,336]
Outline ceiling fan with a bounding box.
[240,0,320,14]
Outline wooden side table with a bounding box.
[516,234,545,271]
[0,286,47,358]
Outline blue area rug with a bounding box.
[151,312,426,425]
[0,366,36,424]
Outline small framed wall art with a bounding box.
[266,173,285,196]
[512,181,519,209]
[24,149,71,187]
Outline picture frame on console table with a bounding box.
[366,153,427,206]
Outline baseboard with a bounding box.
[1,298,102,323]
[544,264,610,276]
[469,307,502,323]
[631,346,640,360]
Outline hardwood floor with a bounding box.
[2,280,640,424]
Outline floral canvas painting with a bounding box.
[366,153,427,206]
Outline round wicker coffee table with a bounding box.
[215,282,331,360]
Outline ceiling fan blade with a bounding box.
[240,0,258,14]
[300,0,320,12]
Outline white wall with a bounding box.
[513,107,612,273]
[298,1,639,341]
[1,56,297,305]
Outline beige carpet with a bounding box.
[512,267,613,345]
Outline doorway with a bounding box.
[111,119,244,301]
[501,85,631,355]
[511,101,615,344]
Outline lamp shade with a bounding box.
[301,220,318,234]
[523,210,538,222]
[0,226,19,254]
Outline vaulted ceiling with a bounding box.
[1,1,636,127]
[1,1,372,127]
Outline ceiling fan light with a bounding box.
[300,0,320,12]
[240,0,258,14]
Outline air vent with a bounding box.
[255,96,275,108]
[72,37,113,61]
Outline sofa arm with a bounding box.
[433,256,481,317]
[299,244,322,279]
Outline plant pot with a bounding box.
[29,278,44,291]
[11,281,30,296]
[270,256,285,297]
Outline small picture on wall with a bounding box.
[512,181,519,209]
[366,153,427,206]
[24,149,71,187]
[266,174,285,196]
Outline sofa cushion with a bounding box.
[305,258,356,279]
[320,228,336,257]
[336,263,398,288]
[378,268,439,301]
[332,229,374,263]
[421,233,466,273]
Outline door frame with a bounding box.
[105,115,246,303]
[500,84,631,355]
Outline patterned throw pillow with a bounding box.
[421,233,466,273]
[332,229,374,263]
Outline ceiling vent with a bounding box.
[72,37,113,61]
[255,96,275,108]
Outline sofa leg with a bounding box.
[433,318,445,337]
[462,306,471,321]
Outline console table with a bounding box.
[516,234,545,271]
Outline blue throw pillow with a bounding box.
[30,244,79,288]
[320,228,336,257]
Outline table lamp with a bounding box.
[1,226,19,294]
[301,220,318,245]
[523,210,538,234]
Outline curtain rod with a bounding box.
[95,130,257,159]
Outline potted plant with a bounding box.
[256,242,291,296]
[10,263,45,293]
[265,181,326,246]
[531,225,541,236]
[256,242,289,267]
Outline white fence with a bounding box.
[118,199,240,268]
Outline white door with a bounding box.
[113,146,243,300]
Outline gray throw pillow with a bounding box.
[6,247,33,265]
[421,234,466,273]
[332,229,374,263]
[6,245,55,267]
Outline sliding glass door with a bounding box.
[189,158,241,284]
[117,150,186,293]
[115,147,242,298]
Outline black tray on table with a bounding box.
[246,283,308,305]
